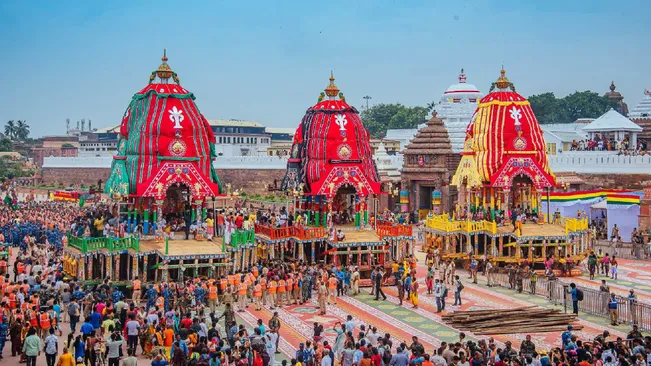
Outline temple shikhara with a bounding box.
[436,69,483,153]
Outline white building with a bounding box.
[541,123,588,154]
[209,120,272,156]
[265,127,295,156]
[374,143,402,182]
[629,89,651,118]
[78,140,118,157]
[435,69,483,152]
[543,131,587,155]
[77,125,120,157]
[583,109,642,149]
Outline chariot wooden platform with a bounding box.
[253,222,414,285]
[62,230,257,283]
[422,214,592,271]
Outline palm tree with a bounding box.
[426,101,438,113]
[16,120,30,140]
[4,120,16,139]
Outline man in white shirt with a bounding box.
[367,327,379,347]
[337,230,346,241]
[44,328,58,366]
[125,315,140,355]
[198,319,209,339]
[434,279,444,312]
[431,348,448,366]
[266,330,278,366]
[321,349,332,366]
[344,315,355,334]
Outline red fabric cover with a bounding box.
[465,91,555,189]
[136,162,218,200]
[119,83,219,198]
[294,99,381,197]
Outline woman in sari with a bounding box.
[410,275,419,309]
[144,320,157,356]
[139,319,151,357]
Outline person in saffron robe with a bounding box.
[410,275,419,309]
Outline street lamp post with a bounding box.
[363,95,372,109]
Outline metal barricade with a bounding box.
[489,271,651,332]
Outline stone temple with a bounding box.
[435,69,483,153]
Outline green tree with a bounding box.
[4,120,16,139]
[361,104,428,138]
[15,120,29,140]
[0,139,12,152]
[562,91,617,122]
[529,91,617,124]
[528,92,564,124]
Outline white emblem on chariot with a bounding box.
[335,114,348,131]
[509,106,522,126]
[169,106,185,129]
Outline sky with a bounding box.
[1,0,649,137]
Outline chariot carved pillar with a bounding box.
[132,255,139,281]
[79,257,86,281]
[87,255,93,281]
[144,198,151,235]
[114,254,120,280]
[128,203,134,233]
[315,196,320,229]
[354,195,360,227]
[106,254,112,280]
[306,196,312,225]
[503,189,511,221]
[155,200,164,238]
[142,256,148,282]
[164,267,169,282]
[195,199,203,227]
[361,196,368,228]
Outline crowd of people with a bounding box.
[0,189,648,366]
[568,137,647,154]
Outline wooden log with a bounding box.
[474,324,583,335]
[443,307,581,335]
